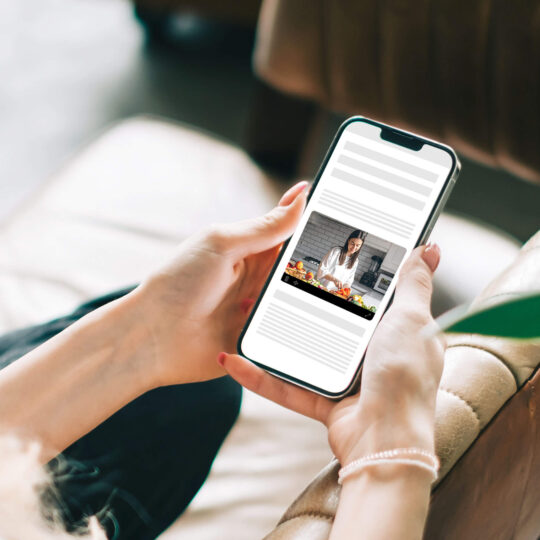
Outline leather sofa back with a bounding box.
[264,231,540,539]
[254,0,540,183]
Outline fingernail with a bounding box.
[291,181,309,203]
[297,180,309,192]
[422,243,440,272]
[289,181,309,202]
[217,352,227,367]
[278,181,309,209]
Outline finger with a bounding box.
[218,353,333,423]
[239,297,256,315]
[392,244,440,313]
[278,180,310,207]
[220,187,307,258]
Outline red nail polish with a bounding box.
[240,298,255,314]
[217,352,227,367]
[422,243,440,272]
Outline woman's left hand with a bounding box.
[129,181,308,387]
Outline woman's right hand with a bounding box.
[218,244,445,466]
[333,277,344,289]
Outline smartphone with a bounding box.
[238,117,460,398]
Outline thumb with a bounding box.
[392,244,440,313]
[278,180,310,207]
[220,187,307,257]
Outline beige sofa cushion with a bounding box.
[0,117,283,331]
[0,117,521,539]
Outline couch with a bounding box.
[1,1,539,538]
[0,114,535,539]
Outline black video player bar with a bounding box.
[281,273,375,321]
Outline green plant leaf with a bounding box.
[437,291,540,339]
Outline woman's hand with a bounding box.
[0,182,308,459]
[218,244,445,466]
[130,181,308,388]
[333,277,344,289]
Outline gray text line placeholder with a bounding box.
[321,190,414,231]
[274,289,365,336]
[320,197,411,239]
[332,167,426,210]
[344,141,438,183]
[338,154,432,196]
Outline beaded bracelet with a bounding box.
[338,448,440,485]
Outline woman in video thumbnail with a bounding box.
[317,229,367,291]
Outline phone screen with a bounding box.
[239,118,458,396]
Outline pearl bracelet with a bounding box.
[338,448,440,485]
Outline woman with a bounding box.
[0,181,444,539]
[316,229,367,291]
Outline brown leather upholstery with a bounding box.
[254,0,540,183]
[425,365,540,540]
[264,232,540,539]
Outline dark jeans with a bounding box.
[0,288,242,540]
